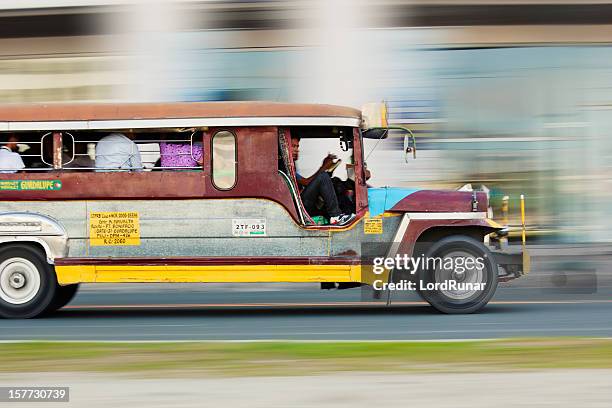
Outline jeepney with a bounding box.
[0,102,528,318]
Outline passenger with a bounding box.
[95,132,143,171]
[291,137,355,226]
[0,134,25,173]
[159,141,203,168]
[63,142,95,170]
[332,176,355,215]
[330,163,367,214]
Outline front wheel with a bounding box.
[0,244,57,319]
[417,235,498,314]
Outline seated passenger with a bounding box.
[332,176,355,215]
[95,132,143,171]
[291,137,355,226]
[159,142,203,168]
[333,165,373,213]
[63,142,95,170]
[0,134,25,173]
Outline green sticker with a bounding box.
[0,180,62,191]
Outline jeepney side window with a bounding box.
[211,130,237,190]
[54,131,205,172]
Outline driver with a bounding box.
[291,137,355,226]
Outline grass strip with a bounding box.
[1,338,611,376]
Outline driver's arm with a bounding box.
[297,154,337,187]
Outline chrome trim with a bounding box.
[278,170,306,225]
[386,213,410,260]
[382,212,487,261]
[383,213,411,305]
[2,116,361,131]
[0,212,69,264]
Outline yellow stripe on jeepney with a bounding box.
[56,264,363,285]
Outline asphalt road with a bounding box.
[1,253,611,341]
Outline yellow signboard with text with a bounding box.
[364,217,383,234]
[89,212,140,246]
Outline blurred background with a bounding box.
[3,8,612,401]
[2,0,612,244]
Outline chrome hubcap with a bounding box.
[0,258,41,305]
[452,270,466,281]
[434,250,486,301]
[9,272,26,289]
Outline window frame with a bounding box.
[46,130,205,172]
[210,129,238,191]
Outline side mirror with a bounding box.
[403,128,416,161]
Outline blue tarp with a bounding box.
[367,187,420,217]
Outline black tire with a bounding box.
[417,235,498,314]
[45,284,80,315]
[0,244,58,319]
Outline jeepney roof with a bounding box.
[0,102,362,131]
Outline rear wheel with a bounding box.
[0,244,57,319]
[417,235,498,314]
[46,284,80,314]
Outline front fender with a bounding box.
[0,212,69,263]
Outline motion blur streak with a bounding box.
[1,1,611,240]
[3,4,612,407]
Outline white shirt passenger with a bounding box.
[95,133,143,171]
[0,146,25,173]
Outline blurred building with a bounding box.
[1,0,612,242]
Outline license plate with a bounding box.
[232,218,267,237]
